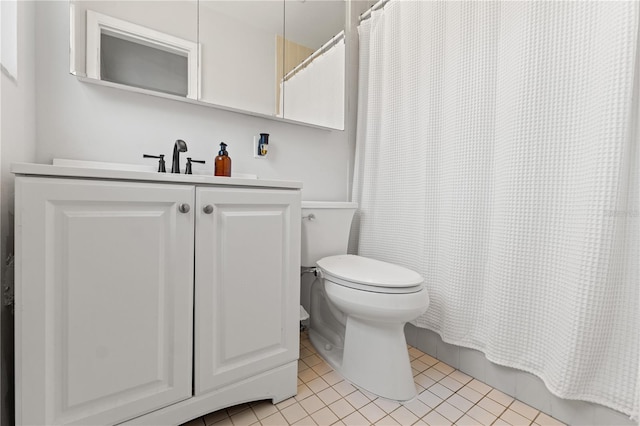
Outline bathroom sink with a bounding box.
[52,159,258,179]
[53,158,157,172]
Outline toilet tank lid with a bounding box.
[301,201,358,209]
[317,255,424,288]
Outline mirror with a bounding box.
[70,0,346,130]
[281,0,345,129]
[197,0,284,116]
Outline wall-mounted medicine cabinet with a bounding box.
[69,0,346,130]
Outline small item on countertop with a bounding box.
[214,142,232,177]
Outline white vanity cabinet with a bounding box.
[13,166,301,426]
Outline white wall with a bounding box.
[37,0,353,202]
[0,1,37,424]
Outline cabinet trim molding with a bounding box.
[85,10,200,99]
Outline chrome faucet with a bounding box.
[171,139,188,173]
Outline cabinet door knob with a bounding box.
[178,203,190,213]
[203,205,214,214]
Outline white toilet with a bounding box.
[301,201,430,401]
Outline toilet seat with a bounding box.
[317,254,424,294]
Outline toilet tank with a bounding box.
[301,201,358,267]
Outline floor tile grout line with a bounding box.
[531,410,543,424]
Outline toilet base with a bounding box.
[309,318,417,402]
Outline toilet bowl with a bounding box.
[301,202,430,401]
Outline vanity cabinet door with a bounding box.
[15,177,195,426]
[194,187,300,395]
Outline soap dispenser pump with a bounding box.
[215,142,232,177]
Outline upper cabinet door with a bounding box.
[70,0,199,99]
[194,187,301,395]
[281,0,346,129]
[198,0,284,116]
[15,177,195,426]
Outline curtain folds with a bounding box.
[353,1,639,418]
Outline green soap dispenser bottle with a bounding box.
[214,142,232,177]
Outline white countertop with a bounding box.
[11,163,303,190]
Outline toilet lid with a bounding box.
[316,255,424,291]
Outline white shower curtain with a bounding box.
[353,1,639,418]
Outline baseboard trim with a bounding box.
[404,324,633,426]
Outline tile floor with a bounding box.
[182,332,566,426]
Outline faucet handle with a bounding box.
[185,157,206,175]
[143,154,166,173]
